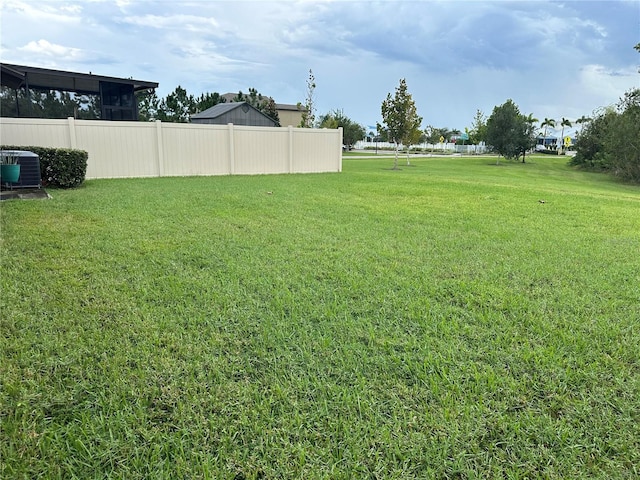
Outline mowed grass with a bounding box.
[1,155,639,479]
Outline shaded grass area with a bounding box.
[1,156,639,478]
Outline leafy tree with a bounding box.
[157,85,194,123]
[468,109,487,144]
[137,90,161,121]
[193,92,226,113]
[402,122,423,165]
[423,125,438,145]
[607,89,640,181]
[319,109,365,149]
[571,88,640,183]
[571,108,614,170]
[486,99,532,163]
[262,97,281,126]
[140,86,230,123]
[229,88,280,125]
[573,44,640,182]
[233,88,264,108]
[379,78,422,169]
[424,126,455,153]
[299,69,316,128]
[572,88,640,182]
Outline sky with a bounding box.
[1,0,639,136]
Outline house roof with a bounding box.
[192,102,244,119]
[220,92,304,112]
[0,62,158,94]
[190,101,277,124]
[275,103,303,111]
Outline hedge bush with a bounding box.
[0,145,88,188]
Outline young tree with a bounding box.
[379,78,422,169]
[486,99,530,163]
[468,109,487,144]
[298,69,316,128]
[402,123,423,165]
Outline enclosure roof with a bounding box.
[0,63,158,94]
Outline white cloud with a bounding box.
[2,0,637,129]
[19,39,84,59]
[578,64,639,103]
[122,14,219,31]
[0,0,81,23]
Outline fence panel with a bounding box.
[293,128,342,173]
[76,121,159,178]
[234,126,290,175]
[161,122,230,176]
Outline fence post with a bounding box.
[155,120,165,177]
[228,123,235,174]
[338,127,343,172]
[67,117,77,149]
[288,125,294,173]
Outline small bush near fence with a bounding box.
[0,145,88,188]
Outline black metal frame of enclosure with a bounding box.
[0,63,158,120]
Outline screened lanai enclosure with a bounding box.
[0,63,158,120]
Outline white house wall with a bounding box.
[0,118,342,179]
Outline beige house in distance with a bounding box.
[221,92,305,127]
[275,103,305,128]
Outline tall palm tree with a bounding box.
[560,117,572,153]
[575,115,591,137]
[541,118,556,149]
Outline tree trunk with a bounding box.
[393,142,399,169]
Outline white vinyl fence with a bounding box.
[0,117,343,179]
[355,140,488,155]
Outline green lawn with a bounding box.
[1,155,639,479]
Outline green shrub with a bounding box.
[572,88,640,183]
[0,145,88,188]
